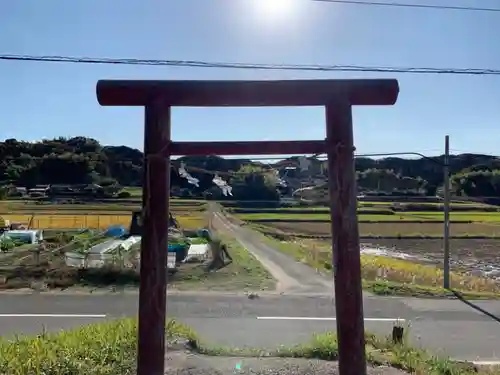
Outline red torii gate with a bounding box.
[96,78,399,375]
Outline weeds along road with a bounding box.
[2,293,500,363]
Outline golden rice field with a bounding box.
[263,236,500,296]
[0,213,205,230]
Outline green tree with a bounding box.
[230,165,279,201]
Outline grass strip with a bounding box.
[168,233,276,291]
[0,318,491,375]
[0,318,196,375]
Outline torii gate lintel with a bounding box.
[96,78,399,375]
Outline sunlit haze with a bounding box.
[248,0,303,25]
[253,0,299,18]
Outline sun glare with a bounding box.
[252,0,299,21]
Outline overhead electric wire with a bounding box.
[2,54,500,76]
[311,0,500,13]
[180,151,449,176]
[180,151,449,178]
[0,151,448,165]
[1,149,451,198]
[212,151,447,164]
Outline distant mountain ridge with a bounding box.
[0,137,498,198]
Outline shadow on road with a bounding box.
[451,289,500,323]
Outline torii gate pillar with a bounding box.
[96,78,399,375]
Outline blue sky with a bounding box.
[1,0,499,158]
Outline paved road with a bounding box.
[2,293,500,363]
[212,211,333,295]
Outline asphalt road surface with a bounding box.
[1,292,500,363]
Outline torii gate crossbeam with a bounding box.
[96,78,399,375]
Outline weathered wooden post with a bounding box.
[137,100,171,374]
[96,79,399,375]
[32,240,44,266]
[326,99,365,375]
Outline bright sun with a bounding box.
[253,0,298,20]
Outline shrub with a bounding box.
[0,237,16,252]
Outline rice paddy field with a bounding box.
[261,235,500,297]
[226,202,500,238]
[0,199,207,230]
[0,213,204,230]
[265,221,500,237]
[221,199,500,289]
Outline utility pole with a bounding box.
[443,135,450,289]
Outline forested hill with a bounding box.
[0,137,499,198]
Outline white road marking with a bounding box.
[256,317,405,322]
[470,360,500,366]
[0,314,106,318]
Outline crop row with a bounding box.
[229,208,392,215]
[234,212,500,223]
[261,221,500,237]
[228,203,498,214]
[219,199,492,209]
[0,214,205,230]
[0,203,205,213]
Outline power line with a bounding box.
[214,151,443,161]
[311,0,500,13]
[2,54,500,76]
[0,151,448,172]
[0,151,454,162]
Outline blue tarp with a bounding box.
[104,225,127,238]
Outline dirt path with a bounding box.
[165,351,408,375]
[212,210,333,295]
